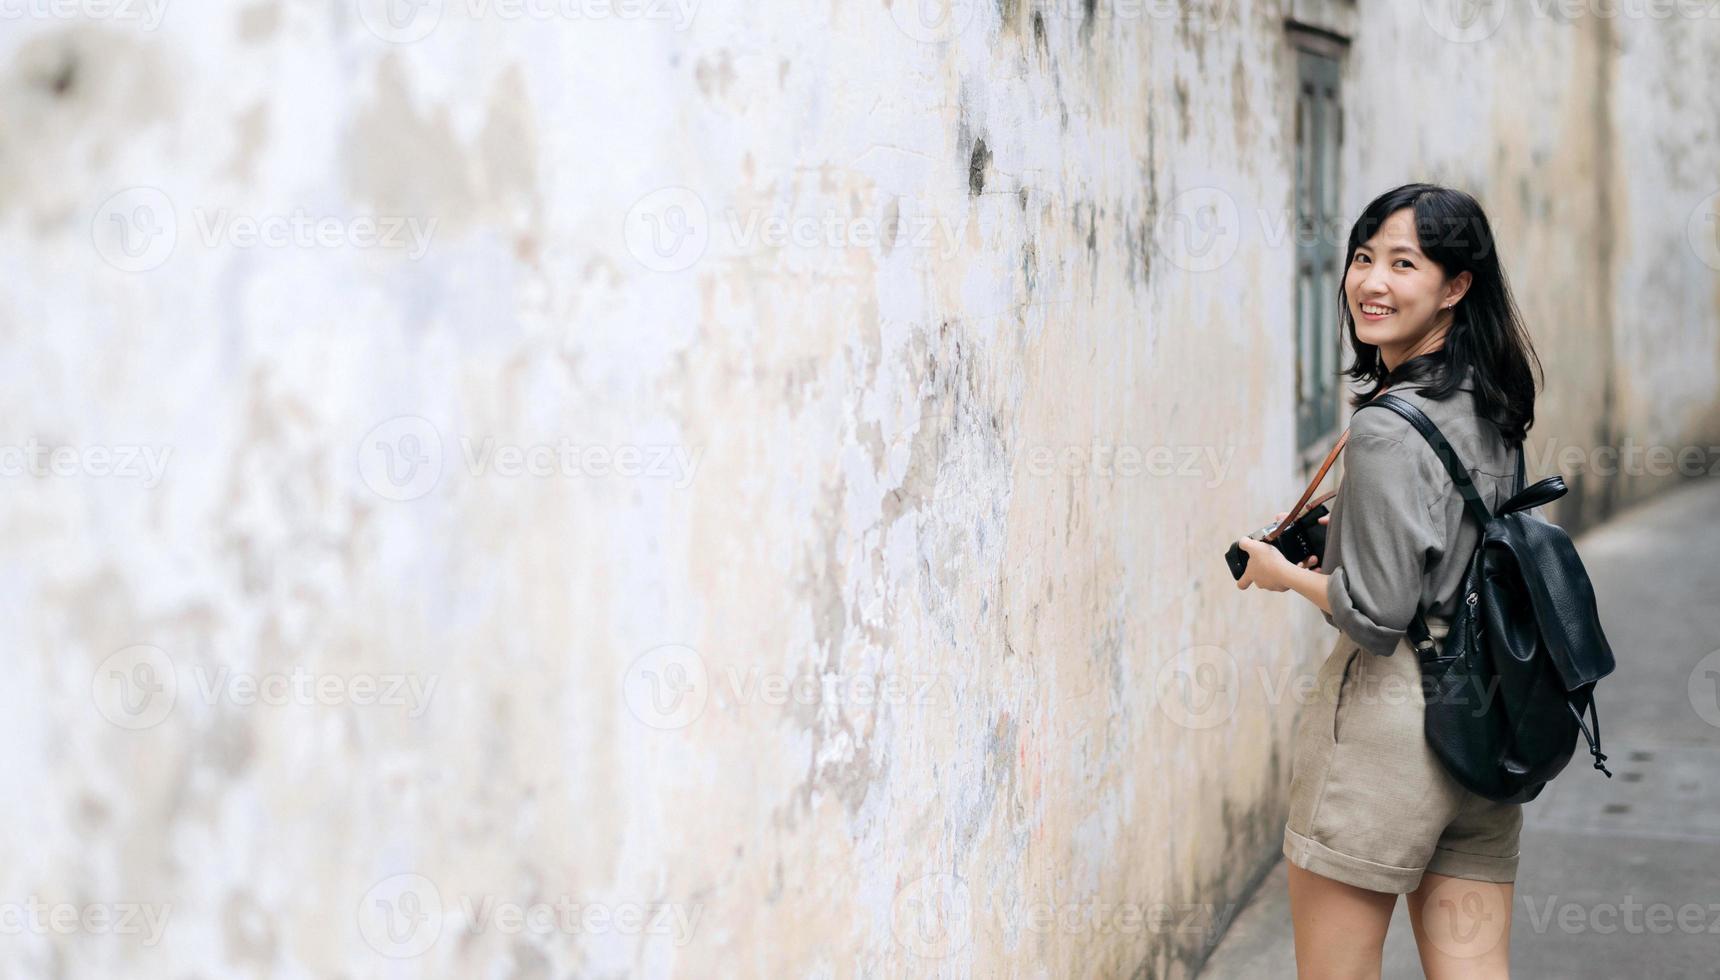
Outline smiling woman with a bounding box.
[1235,182,1543,979]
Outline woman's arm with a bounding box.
[1286,565,1332,615]
[1321,428,1446,656]
[1237,418,1442,648]
[1232,540,1331,614]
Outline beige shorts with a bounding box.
[1283,620,1523,894]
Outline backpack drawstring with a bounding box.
[1567,696,1612,778]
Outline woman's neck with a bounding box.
[1382,332,1449,375]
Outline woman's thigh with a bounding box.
[1405,871,1514,979]
[1285,861,1398,980]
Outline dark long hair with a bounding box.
[1339,183,1541,445]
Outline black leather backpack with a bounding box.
[1359,395,1618,804]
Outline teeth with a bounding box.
[1362,303,1394,315]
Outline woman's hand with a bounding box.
[1269,510,1330,570]
[1235,510,1330,593]
[1234,537,1295,592]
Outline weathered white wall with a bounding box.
[0,1,1715,977]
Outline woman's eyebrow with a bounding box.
[1357,243,1422,256]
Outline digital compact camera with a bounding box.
[1224,503,1329,581]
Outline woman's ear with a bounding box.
[1445,270,1474,307]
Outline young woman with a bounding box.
[1234,183,1543,978]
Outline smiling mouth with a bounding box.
[1360,303,1396,316]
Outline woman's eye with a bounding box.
[1395,259,1414,269]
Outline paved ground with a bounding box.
[1198,477,1720,979]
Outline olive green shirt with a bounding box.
[1322,366,1532,657]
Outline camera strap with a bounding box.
[1265,384,1396,542]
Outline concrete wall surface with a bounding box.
[0,0,1715,977]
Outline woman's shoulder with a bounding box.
[1356,373,1485,439]
[1344,393,1453,485]
[1347,397,1419,446]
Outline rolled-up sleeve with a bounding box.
[1326,430,1447,657]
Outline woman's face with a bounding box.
[1344,207,1469,353]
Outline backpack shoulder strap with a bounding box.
[1355,393,1493,658]
[1358,394,1494,527]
